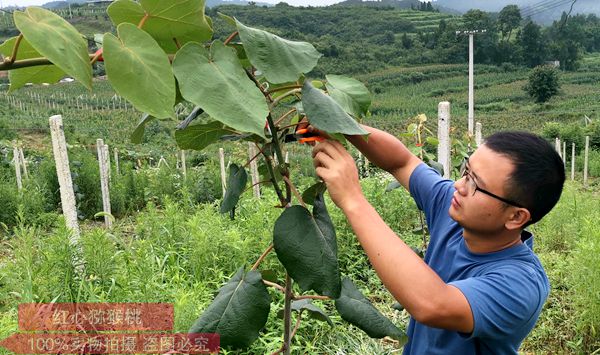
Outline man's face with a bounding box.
[449,145,517,234]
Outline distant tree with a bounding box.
[498,5,521,42]
[517,20,546,67]
[549,40,581,71]
[401,33,413,49]
[523,65,561,103]
[462,10,499,64]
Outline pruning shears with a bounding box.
[284,128,326,144]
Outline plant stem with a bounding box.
[274,108,297,126]
[244,143,266,169]
[268,84,302,94]
[0,54,98,71]
[252,243,274,270]
[7,34,23,65]
[224,31,239,45]
[138,13,149,29]
[270,89,302,110]
[290,311,303,340]
[293,294,330,301]
[282,176,306,209]
[263,279,285,293]
[283,273,293,355]
[243,180,270,194]
[261,151,286,207]
[278,122,302,132]
[266,114,286,175]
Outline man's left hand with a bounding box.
[312,140,363,211]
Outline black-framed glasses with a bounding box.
[459,161,526,208]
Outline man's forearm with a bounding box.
[346,125,416,173]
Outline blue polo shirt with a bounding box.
[403,163,550,355]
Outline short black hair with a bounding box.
[484,131,565,227]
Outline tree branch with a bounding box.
[290,310,303,340]
[282,175,306,209]
[263,279,285,293]
[224,31,239,45]
[293,295,330,301]
[252,243,274,270]
[7,34,23,65]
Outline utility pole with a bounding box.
[456,29,486,137]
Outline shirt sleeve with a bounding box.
[408,163,455,231]
[449,264,549,340]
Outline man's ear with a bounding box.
[505,208,531,231]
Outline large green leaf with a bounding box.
[107,0,212,53]
[0,36,65,92]
[189,268,270,349]
[236,19,321,84]
[173,41,268,139]
[13,7,91,90]
[130,113,155,144]
[104,23,175,119]
[273,193,340,298]
[325,75,371,118]
[220,164,248,214]
[277,299,334,327]
[335,277,408,344]
[302,181,327,206]
[175,121,233,151]
[301,81,369,138]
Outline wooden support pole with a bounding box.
[49,115,80,240]
[19,147,28,178]
[180,150,187,178]
[12,143,22,190]
[475,122,482,146]
[114,148,120,176]
[249,143,261,198]
[97,139,112,229]
[437,101,451,179]
[584,136,589,187]
[219,148,227,197]
[571,143,575,181]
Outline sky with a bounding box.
[1,0,347,8]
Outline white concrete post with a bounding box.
[103,143,111,183]
[437,102,451,179]
[248,143,261,198]
[114,148,120,176]
[12,143,22,190]
[219,148,227,197]
[19,147,28,178]
[555,137,561,158]
[180,150,187,178]
[475,122,482,146]
[571,143,575,181]
[584,136,589,187]
[562,141,566,165]
[285,151,289,164]
[96,139,112,229]
[49,115,80,240]
[468,33,474,136]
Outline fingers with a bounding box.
[313,150,335,169]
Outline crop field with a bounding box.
[0,3,599,354]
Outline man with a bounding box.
[311,125,564,354]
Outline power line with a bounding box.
[521,0,573,15]
[521,0,576,18]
